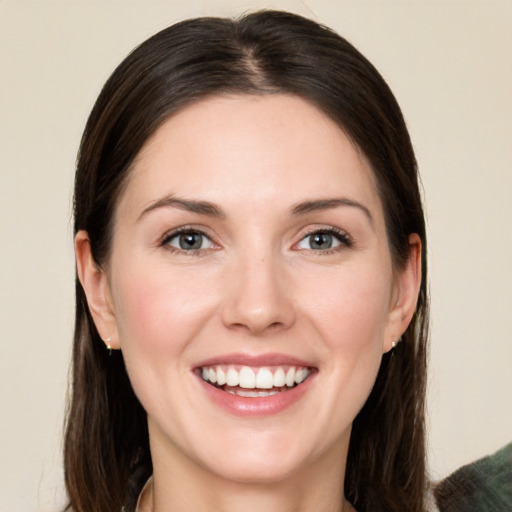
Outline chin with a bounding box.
[202,452,306,485]
[190,428,326,485]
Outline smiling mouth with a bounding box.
[197,365,312,397]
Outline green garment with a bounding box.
[434,443,512,512]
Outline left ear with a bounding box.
[383,233,422,353]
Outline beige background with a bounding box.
[1,1,511,510]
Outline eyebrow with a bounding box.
[291,198,374,225]
[138,195,226,221]
[138,194,373,225]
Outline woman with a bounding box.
[65,10,428,512]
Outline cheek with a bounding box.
[298,262,392,408]
[303,263,393,350]
[110,264,219,418]
[111,262,219,357]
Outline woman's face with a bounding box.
[81,94,418,484]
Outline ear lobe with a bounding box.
[383,233,422,353]
[75,230,119,349]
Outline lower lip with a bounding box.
[197,373,315,417]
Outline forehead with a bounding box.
[118,94,383,222]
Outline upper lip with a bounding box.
[194,352,315,369]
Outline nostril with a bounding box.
[226,319,286,335]
[220,277,296,333]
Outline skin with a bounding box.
[76,94,421,512]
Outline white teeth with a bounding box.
[239,366,256,388]
[285,367,295,387]
[226,368,239,387]
[216,367,226,385]
[200,364,311,390]
[258,390,279,397]
[228,389,280,397]
[234,389,258,397]
[294,368,308,384]
[255,368,274,389]
[273,367,286,387]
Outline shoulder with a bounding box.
[433,442,512,512]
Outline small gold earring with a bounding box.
[105,337,113,355]
[392,336,402,349]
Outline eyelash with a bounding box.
[160,226,352,255]
[160,227,215,256]
[295,227,352,254]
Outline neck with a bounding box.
[145,423,355,512]
[144,483,355,512]
[144,472,355,512]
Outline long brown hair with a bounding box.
[65,10,429,512]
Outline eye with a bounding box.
[295,229,350,251]
[163,230,215,252]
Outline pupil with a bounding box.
[311,233,332,249]
[179,233,202,250]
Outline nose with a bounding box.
[221,252,296,335]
